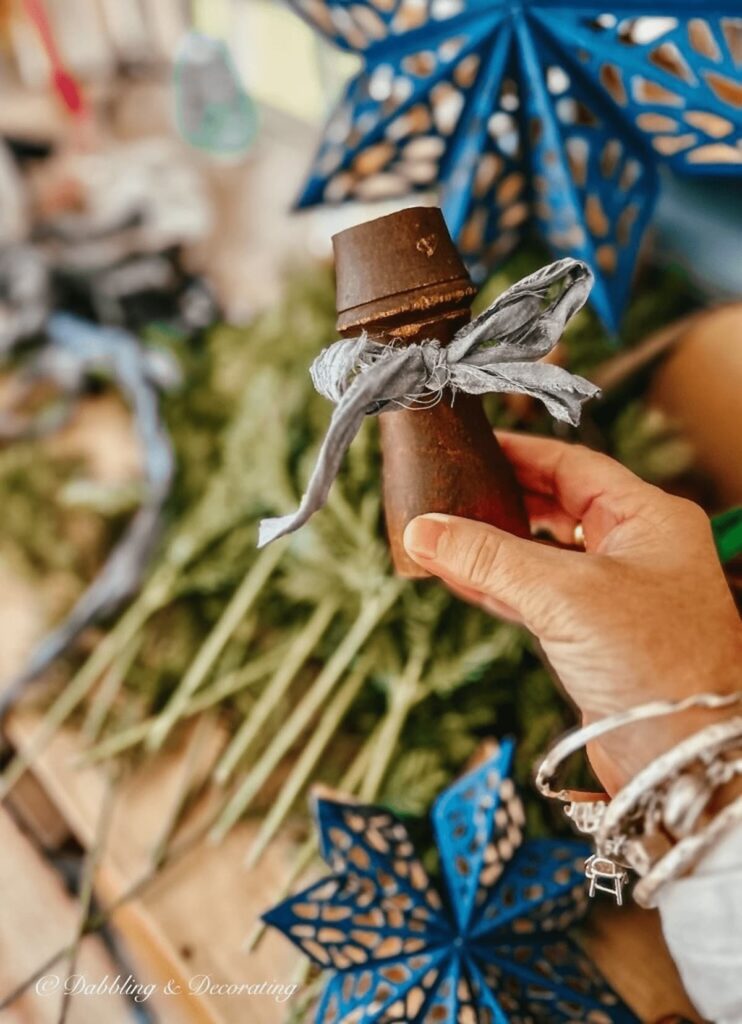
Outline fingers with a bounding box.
[523,492,580,547]
[495,431,665,548]
[404,513,592,635]
[495,432,637,508]
[441,577,525,624]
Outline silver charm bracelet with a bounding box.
[535,691,742,906]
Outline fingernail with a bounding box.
[403,514,449,560]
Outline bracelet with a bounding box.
[634,794,742,908]
[535,690,742,801]
[597,717,742,848]
[535,690,742,906]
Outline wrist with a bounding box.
[595,700,741,796]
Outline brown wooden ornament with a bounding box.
[333,207,529,578]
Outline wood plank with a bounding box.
[583,902,701,1023]
[4,771,71,850]
[5,711,300,1024]
[0,806,136,1024]
[0,563,46,690]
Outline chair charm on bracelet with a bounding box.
[535,691,742,906]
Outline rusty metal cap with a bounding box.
[333,207,476,335]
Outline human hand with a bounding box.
[403,433,742,795]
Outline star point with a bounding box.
[289,0,742,330]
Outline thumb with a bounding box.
[403,513,591,634]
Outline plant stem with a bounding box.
[147,541,287,752]
[359,648,425,802]
[214,597,338,785]
[187,648,284,713]
[287,972,324,1021]
[79,646,284,764]
[242,719,382,954]
[0,571,170,800]
[241,834,318,954]
[244,655,371,868]
[58,769,118,1024]
[342,724,380,793]
[0,949,66,1013]
[81,635,141,743]
[209,580,401,843]
[288,955,313,996]
[150,716,215,869]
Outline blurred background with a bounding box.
[0,0,413,320]
[2,0,741,319]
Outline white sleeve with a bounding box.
[657,825,742,1023]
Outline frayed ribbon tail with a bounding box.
[258,515,297,548]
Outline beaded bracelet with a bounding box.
[535,691,742,905]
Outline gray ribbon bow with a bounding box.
[259,258,599,548]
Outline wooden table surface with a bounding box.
[1,704,701,1024]
[0,804,136,1024]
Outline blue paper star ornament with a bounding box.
[289,0,742,331]
[263,739,639,1022]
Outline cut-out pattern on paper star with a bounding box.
[288,0,742,332]
[263,739,640,1023]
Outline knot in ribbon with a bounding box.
[259,258,600,548]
